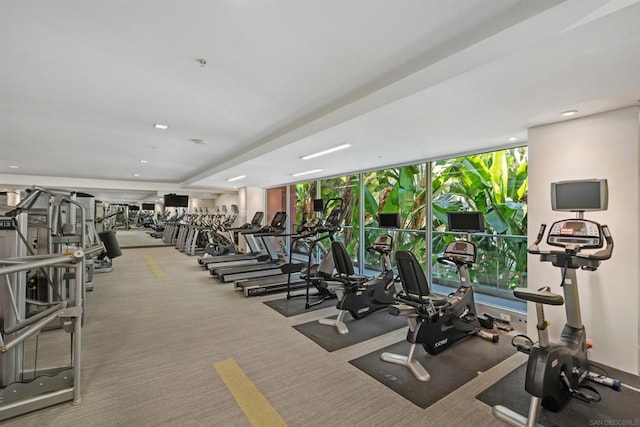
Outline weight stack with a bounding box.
[98,230,122,259]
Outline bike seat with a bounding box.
[397,292,448,307]
[513,287,564,305]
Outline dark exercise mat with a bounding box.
[263,295,336,317]
[349,335,516,409]
[476,363,640,426]
[293,309,407,352]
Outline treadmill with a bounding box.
[212,212,301,282]
[234,202,344,296]
[203,213,280,271]
[197,211,264,265]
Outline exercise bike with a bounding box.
[317,234,396,334]
[381,212,498,381]
[493,180,614,427]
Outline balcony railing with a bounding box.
[290,225,528,299]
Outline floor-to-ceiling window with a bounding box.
[284,146,528,299]
[431,147,528,297]
[320,174,360,262]
[293,181,316,229]
[362,164,427,270]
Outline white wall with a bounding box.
[246,187,266,224]
[528,106,639,374]
[237,188,247,225]
[189,198,217,210]
[215,193,240,225]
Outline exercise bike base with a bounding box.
[380,352,430,382]
[318,316,349,335]
[493,396,543,427]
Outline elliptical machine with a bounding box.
[198,211,264,262]
[284,199,345,308]
[381,211,498,381]
[493,178,614,426]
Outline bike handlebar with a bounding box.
[527,223,613,262]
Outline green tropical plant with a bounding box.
[431,147,528,291]
[292,147,528,292]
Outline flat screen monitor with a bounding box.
[448,211,484,232]
[551,179,608,212]
[313,199,324,212]
[250,211,264,225]
[164,194,189,208]
[128,205,140,211]
[270,211,286,228]
[142,203,155,210]
[378,212,400,228]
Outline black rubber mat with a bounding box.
[349,335,516,408]
[263,295,336,317]
[476,363,640,426]
[293,309,407,352]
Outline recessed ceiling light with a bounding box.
[154,123,169,130]
[190,139,208,145]
[227,175,246,182]
[291,169,323,177]
[9,165,19,169]
[301,144,351,160]
[139,159,149,163]
[133,173,140,177]
[561,110,578,117]
[508,137,518,142]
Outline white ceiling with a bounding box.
[1,0,640,201]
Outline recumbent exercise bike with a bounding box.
[381,211,498,381]
[317,234,396,334]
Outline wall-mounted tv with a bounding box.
[142,203,155,210]
[378,212,400,228]
[164,194,189,208]
[550,179,608,212]
[128,205,140,211]
[448,211,484,232]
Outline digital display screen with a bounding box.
[378,212,400,228]
[447,211,484,232]
[271,211,286,227]
[553,181,605,211]
[164,194,189,207]
[250,211,264,224]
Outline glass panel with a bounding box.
[320,175,360,262]
[293,181,316,230]
[362,164,427,228]
[363,227,425,272]
[360,164,427,272]
[432,232,528,296]
[431,147,528,297]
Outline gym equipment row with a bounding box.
[149,179,631,424]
